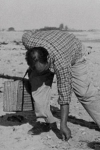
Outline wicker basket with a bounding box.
[3,79,34,112]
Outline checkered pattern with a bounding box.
[22,30,85,105]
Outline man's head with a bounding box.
[26,47,50,72]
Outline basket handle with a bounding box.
[21,68,34,111]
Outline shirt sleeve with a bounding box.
[54,64,72,105]
[74,37,87,61]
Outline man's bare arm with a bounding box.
[60,104,71,141]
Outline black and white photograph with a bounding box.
[0,0,100,150]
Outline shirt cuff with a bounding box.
[58,96,71,105]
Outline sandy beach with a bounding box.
[0,30,100,150]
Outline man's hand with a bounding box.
[60,123,71,141]
[60,104,71,141]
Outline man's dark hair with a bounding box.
[25,47,49,67]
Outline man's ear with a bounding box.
[47,55,51,63]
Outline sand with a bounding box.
[0,30,100,150]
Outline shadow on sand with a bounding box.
[87,141,100,149]
[51,105,100,131]
[0,74,100,141]
[0,105,99,131]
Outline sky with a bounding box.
[0,0,100,30]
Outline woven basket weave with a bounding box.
[3,79,34,112]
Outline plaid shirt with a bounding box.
[22,30,85,105]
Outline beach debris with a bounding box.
[0,42,8,45]
[87,46,92,49]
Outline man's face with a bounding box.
[29,52,51,73]
[34,61,49,72]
